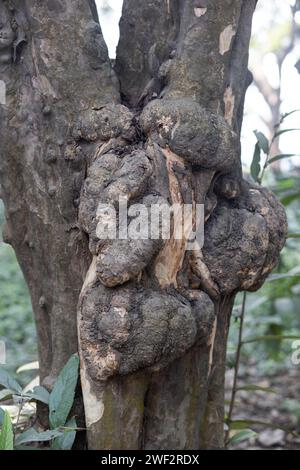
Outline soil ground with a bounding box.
[226,363,300,450]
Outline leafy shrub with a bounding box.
[0,354,80,450]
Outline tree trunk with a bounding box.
[0,0,287,450]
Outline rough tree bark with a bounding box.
[0,0,287,450]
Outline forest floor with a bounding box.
[1,364,299,450]
[226,363,300,450]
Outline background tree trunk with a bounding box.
[0,0,287,450]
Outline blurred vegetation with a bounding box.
[230,0,300,377]
[228,173,300,375]
[0,201,37,380]
[226,164,300,448]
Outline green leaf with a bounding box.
[16,361,39,374]
[242,334,300,345]
[228,419,292,432]
[228,419,259,430]
[229,429,257,445]
[268,153,300,165]
[0,389,13,401]
[15,428,63,446]
[0,408,4,426]
[0,368,22,394]
[49,354,79,429]
[287,233,300,239]
[236,385,276,394]
[251,143,261,182]
[0,411,14,450]
[281,191,300,206]
[25,386,50,406]
[52,417,77,450]
[279,109,300,121]
[254,130,269,154]
[274,177,296,190]
[274,128,300,139]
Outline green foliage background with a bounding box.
[229,172,300,374]
[0,201,37,377]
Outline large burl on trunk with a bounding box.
[0,0,287,450]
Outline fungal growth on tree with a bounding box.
[0,0,287,450]
[77,7,287,389]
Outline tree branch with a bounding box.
[116,0,180,107]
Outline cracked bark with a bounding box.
[0,0,287,450]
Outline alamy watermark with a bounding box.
[291,340,300,366]
[96,197,205,250]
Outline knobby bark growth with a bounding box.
[0,0,287,450]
